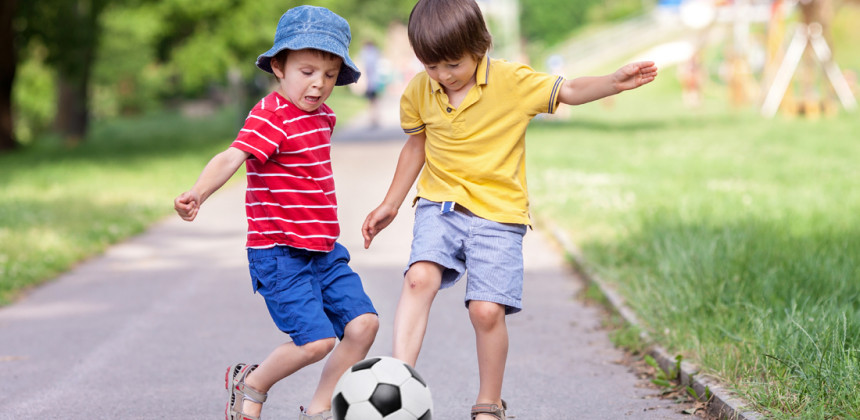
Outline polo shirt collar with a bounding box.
[429,55,491,93]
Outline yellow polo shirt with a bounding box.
[401,56,564,225]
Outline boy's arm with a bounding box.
[174,147,250,222]
[362,132,426,248]
[557,61,658,106]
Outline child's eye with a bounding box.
[302,71,313,76]
[326,73,337,79]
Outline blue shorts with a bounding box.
[247,243,376,346]
[408,198,528,314]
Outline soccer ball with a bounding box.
[332,356,433,420]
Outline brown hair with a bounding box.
[407,0,492,64]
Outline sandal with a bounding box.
[471,399,509,420]
[298,407,333,420]
[225,363,268,420]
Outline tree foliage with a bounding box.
[518,0,646,47]
[519,0,597,45]
[152,0,414,94]
[6,0,493,148]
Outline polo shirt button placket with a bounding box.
[446,107,453,113]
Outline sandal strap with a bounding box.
[471,399,508,420]
[234,364,268,403]
[237,381,268,404]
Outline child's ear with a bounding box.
[271,58,286,79]
[270,51,290,79]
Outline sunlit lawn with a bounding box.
[526,73,859,418]
[0,88,365,305]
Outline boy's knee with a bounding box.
[346,313,379,342]
[468,301,505,328]
[301,337,336,362]
[404,262,442,291]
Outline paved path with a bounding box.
[0,100,694,418]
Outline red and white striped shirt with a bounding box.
[230,92,339,251]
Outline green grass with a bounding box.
[0,88,365,305]
[526,67,860,417]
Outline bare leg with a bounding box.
[469,300,508,420]
[392,261,442,366]
[304,313,379,414]
[240,338,336,417]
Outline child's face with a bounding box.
[271,49,342,112]
[423,54,479,96]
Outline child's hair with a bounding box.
[271,48,342,72]
[407,0,492,64]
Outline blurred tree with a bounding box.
[17,0,111,144]
[520,0,598,45]
[93,3,166,116]
[519,0,647,48]
[153,0,414,95]
[5,0,417,150]
[157,0,293,95]
[335,0,414,28]
[587,0,648,22]
[1,0,16,151]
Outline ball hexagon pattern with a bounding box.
[332,356,433,420]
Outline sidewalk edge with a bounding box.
[541,221,764,420]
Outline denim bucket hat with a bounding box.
[256,6,361,86]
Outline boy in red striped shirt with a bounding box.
[174,6,378,420]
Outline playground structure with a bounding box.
[760,0,857,117]
[544,0,857,117]
[673,0,856,117]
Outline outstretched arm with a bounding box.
[362,132,426,248]
[557,61,658,106]
[174,147,250,222]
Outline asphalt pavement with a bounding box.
[0,95,697,419]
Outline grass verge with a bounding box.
[526,72,860,418]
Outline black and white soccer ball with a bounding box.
[332,356,433,420]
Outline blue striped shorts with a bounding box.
[407,198,528,314]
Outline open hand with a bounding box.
[614,61,658,92]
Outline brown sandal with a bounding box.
[471,399,509,420]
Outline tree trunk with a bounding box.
[0,0,16,151]
[55,75,90,145]
[51,0,106,144]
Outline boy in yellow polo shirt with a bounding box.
[362,0,657,418]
